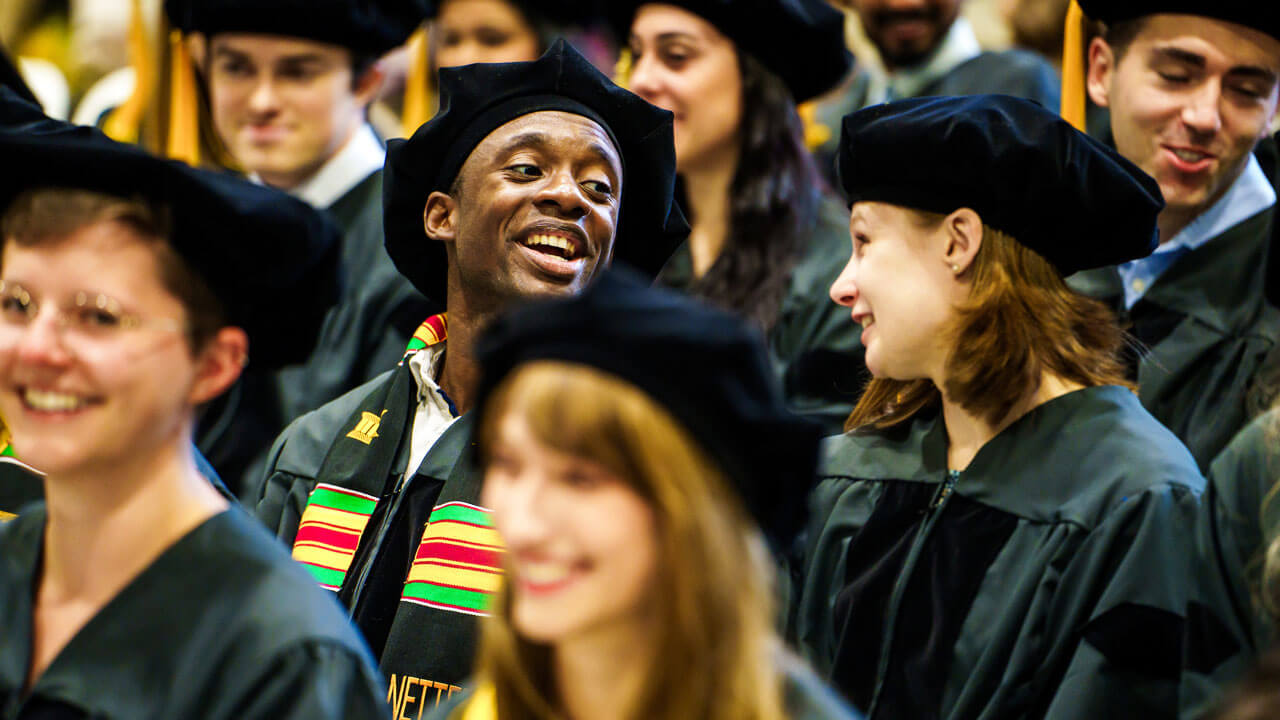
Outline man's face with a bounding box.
[1089,15,1280,232]
[432,111,623,309]
[852,0,963,69]
[207,34,378,190]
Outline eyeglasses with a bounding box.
[0,281,184,342]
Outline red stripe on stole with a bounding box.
[418,558,504,576]
[414,540,502,568]
[300,519,367,534]
[295,524,362,550]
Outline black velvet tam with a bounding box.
[473,267,824,551]
[1079,0,1280,43]
[168,0,429,55]
[383,39,687,305]
[0,88,343,370]
[610,0,852,102]
[837,94,1165,275]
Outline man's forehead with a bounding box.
[468,111,622,167]
[1136,14,1280,70]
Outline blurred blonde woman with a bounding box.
[428,270,859,720]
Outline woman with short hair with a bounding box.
[0,92,386,719]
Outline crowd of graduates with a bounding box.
[0,0,1279,719]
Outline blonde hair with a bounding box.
[474,361,789,720]
[1250,414,1280,622]
[845,209,1134,432]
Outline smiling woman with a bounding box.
[423,269,856,720]
[0,92,387,719]
[614,0,862,432]
[795,95,1207,720]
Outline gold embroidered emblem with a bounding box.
[346,410,388,445]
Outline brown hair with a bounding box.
[0,188,228,352]
[845,209,1133,433]
[1102,17,1149,63]
[474,361,789,720]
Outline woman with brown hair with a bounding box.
[794,94,1204,719]
[425,270,859,720]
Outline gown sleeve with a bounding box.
[219,642,390,720]
[1039,483,1201,720]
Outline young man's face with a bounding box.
[207,34,379,190]
[852,0,963,70]
[1089,15,1280,233]
[427,110,623,309]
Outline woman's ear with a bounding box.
[188,327,249,405]
[942,208,983,276]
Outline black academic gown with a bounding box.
[795,386,1204,720]
[661,198,864,432]
[257,341,492,716]
[1181,410,1280,719]
[1067,153,1280,471]
[0,448,230,520]
[200,168,432,501]
[0,457,42,521]
[0,506,388,719]
[275,170,433,423]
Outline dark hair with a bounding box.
[672,51,821,331]
[846,213,1134,431]
[1102,17,1148,62]
[0,188,229,353]
[350,52,380,89]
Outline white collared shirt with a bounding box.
[1118,154,1277,308]
[865,17,983,105]
[405,343,461,478]
[253,123,385,210]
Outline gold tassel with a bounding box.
[613,47,633,89]
[167,30,200,165]
[401,26,433,137]
[1060,0,1087,131]
[798,101,831,151]
[102,0,153,144]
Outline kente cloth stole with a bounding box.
[290,314,447,590]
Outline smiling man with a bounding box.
[1069,1,1280,471]
[170,0,434,492]
[254,41,685,709]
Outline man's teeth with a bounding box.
[1172,149,1210,163]
[861,316,875,329]
[24,389,88,412]
[525,234,576,258]
[520,562,571,585]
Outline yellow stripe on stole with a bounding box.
[405,560,503,593]
[297,504,374,534]
[291,543,355,570]
[421,520,503,548]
